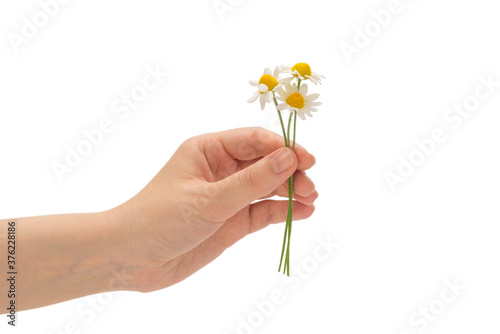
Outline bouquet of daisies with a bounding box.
[247,63,324,275]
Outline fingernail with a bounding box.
[270,148,294,174]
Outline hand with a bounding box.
[108,127,318,292]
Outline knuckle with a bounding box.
[179,136,197,150]
[251,127,272,152]
[239,167,259,189]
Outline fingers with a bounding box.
[213,127,316,171]
[209,147,298,219]
[293,191,319,205]
[247,200,316,234]
[166,199,315,286]
[261,188,318,205]
[289,170,316,197]
[261,170,317,201]
[168,196,317,285]
[207,199,316,251]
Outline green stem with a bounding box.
[285,175,294,275]
[278,214,288,272]
[274,93,291,273]
[284,110,297,275]
[273,94,289,148]
[287,111,293,148]
[293,110,297,151]
[281,111,295,275]
[274,95,298,275]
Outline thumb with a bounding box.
[211,147,297,218]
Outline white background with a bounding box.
[1,0,500,333]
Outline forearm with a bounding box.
[0,211,121,312]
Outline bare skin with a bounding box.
[0,127,318,312]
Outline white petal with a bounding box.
[273,66,280,79]
[276,103,288,111]
[283,83,293,95]
[299,84,308,96]
[312,72,325,79]
[306,76,319,85]
[259,95,266,110]
[275,87,286,98]
[279,77,293,85]
[303,106,318,113]
[265,91,273,103]
[249,80,258,86]
[308,101,322,106]
[297,111,306,120]
[303,110,313,118]
[247,91,260,103]
[305,93,320,101]
[264,67,271,75]
[258,84,268,93]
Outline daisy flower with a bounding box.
[275,83,321,120]
[247,66,292,110]
[282,62,325,85]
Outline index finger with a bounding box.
[211,127,316,171]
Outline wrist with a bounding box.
[102,205,153,293]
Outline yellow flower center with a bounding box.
[286,93,305,109]
[291,63,312,77]
[259,74,278,93]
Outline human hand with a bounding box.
[107,127,318,292]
